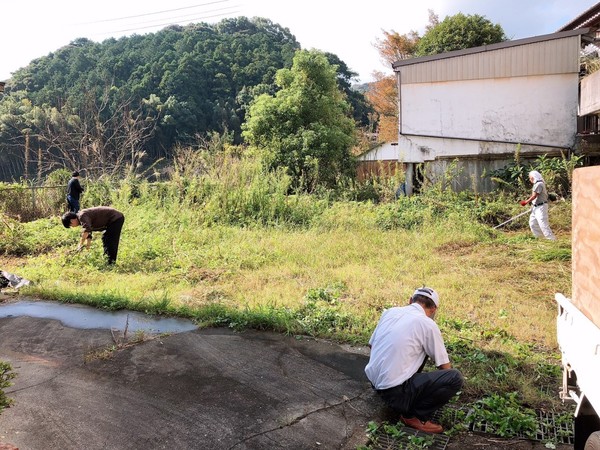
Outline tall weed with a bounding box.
[0,181,65,222]
[0,140,576,417]
[489,148,582,197]
[333,172,405,203]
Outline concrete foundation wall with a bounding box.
[424,156,541,193]
[397,135,567,163]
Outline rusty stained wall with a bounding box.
[400,74,579,150]
[572,166,600,328]
[395,33,581,168]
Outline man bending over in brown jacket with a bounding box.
[62,207,125,265]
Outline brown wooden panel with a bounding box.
[572,166,600,328]
[356,160,403,182]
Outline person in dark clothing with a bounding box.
[66,171,84,213]
[62,207,125,265]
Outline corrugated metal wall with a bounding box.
[398,36,581,84]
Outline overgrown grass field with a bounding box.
[0,166,572,417]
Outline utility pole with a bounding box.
[404,163,414,196]
[24,133,30,181]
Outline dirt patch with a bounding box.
[435,240,478,256]
[184,267,224,283]
[0,256,27,270]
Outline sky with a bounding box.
[1,0,598,83]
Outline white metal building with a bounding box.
[393,29,589,192]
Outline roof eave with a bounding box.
[392,28,590,70]
[557,2,600,31]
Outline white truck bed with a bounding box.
[556,292,600,416]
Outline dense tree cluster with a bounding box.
[415,13,507,56]
[0,17,370,181]
[243,50,357,190]
[10,18,299,142]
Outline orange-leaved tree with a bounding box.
[374,29,420,66]
[365,72,399,142]
[368,28,420,141]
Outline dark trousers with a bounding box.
[66,195,80,213]
[102,216,124,264]
[377,369,464,421]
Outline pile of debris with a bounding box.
[0,271,30,290]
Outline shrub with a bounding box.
[470,392,538,438]
[489,149,582,197]
[375,196,432,230]
[295,283,355,337]
[0,361,16,414]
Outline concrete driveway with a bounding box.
[0,301,380,450]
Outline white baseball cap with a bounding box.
[412,287,439,307]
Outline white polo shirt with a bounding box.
[365,303,450,390]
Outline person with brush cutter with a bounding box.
[365,287,463,434]
[520,170,556,240]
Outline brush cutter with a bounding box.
[493,209,531,229]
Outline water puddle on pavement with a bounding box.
[0,300,197,334]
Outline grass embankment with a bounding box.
[0,184,572,413]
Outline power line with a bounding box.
[89,10,241,37]
[99,5,240,31]
[75,0,233,25]
[124,5,240,27]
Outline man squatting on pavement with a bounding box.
[365,287,464,434]
[62,206,125,265]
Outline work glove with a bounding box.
[519,200,528,206]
